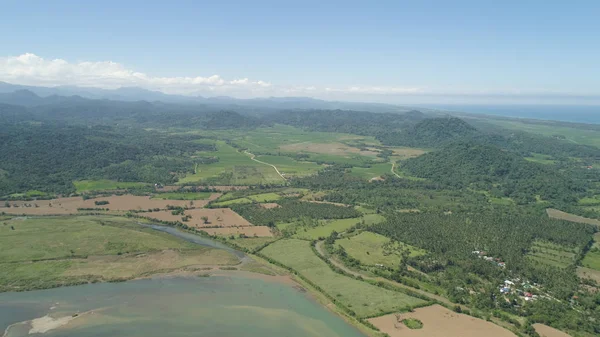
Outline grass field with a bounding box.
[526,240,577,269]
[524,153,556,165]
[546,208,600,226]
[335,232,427,268]
[254,155,323,177]
[293,214,385,240]
[212,192,282,206]
[487,119,600,148]
[261,239,426,317]
[581,233,600,271]
[74,180,147,192]
[0,216,238,292]
[349,163,392,180]
[151,192,212,200]
[179,141,285,185]
[227,237,278,251]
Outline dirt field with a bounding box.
[577,266,600,283]
[546,208,600,226]
[368,305,516,337]
[142,208,254,228]
[2,196,192,215]
[533,324,572,337]
[260,203,281,209]
[389,147,427,158]
[202,226,273,237]
[159,185,249,192]
[1,194,223,215]
[280,142,379,157]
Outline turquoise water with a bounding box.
[0,275,366,337]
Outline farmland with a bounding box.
[292,214,385,240]
[74,180,148,193]
[335,232,427,269]
[260,239,427,318]
[151,192,213,200]
[526,240,577,269]
[368,304,516,337]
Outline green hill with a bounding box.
[401,141,582,204]
[378,116,478,147]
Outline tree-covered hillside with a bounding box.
[401,141,583,204]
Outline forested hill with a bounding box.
[401,141,583,204]
[377,116,478,147]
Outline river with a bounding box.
[1,225,366,337]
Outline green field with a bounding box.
[151,192,212,200]
[254,155,323,177]
[487,119,600,148]
[74,180,148,192]
[212,192,282,206]
[261,239,426,317]
[524,153,556,165]
[349,163,392,180]
[227,237,278,251]
[179,141,285,185]
[292,214,385,240]
[581,233,600,270]
[526,240,578,269]
[0,216,237,292]
[335,232,427,268]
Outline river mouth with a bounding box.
[1,275,366,337]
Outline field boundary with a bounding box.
[244,151,287,181]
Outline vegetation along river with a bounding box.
[0,225,366,337]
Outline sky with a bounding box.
[0,0,599,104]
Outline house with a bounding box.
[500,287,510,293]
[498,262,506,268]
[504,280,515,286]
[524,292,533,298]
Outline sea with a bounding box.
[420,104,600,124]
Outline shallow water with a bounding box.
[1,275,365,337]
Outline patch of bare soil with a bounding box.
[368,304,516,337]
[577,266,600,283]
[143,208,254,228]
[546,208,600,226]
[533,324,572,337]
[260,203,281,209]
[389,147,427,158]
[280,142,379,157]
[202,226,273,237]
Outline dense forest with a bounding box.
[0,123,215,195]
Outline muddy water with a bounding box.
[1,225,365,337]
[1,276,365,337]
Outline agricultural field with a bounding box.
[2,195,196,215]
[0,216,238,292]
[526,240,578,269]
[280,141,379,158]
[292,214,385,240]
[335,232,427,269]
[151,192,213,200]
[178,141,285,185]
[546,208,600,226]
[211,192,282,207]
[524,153,556,165]
[533,324,573,337]
[486,119,600,148]
[368,304,516,337]
[581,233,600,270]
[261,239,426,318]
[349,163,392,180]
[142,208,254,228]
[253,155,323,177]
[202,226,273,237]
[226,237,278,251]
[74,180,148,192]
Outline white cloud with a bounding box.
[0,53,271,94]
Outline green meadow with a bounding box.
[74,180,148,192]
[261,239,426,318]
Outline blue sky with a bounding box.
[0,0,599,104]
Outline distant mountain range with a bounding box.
[0,81,426,114]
